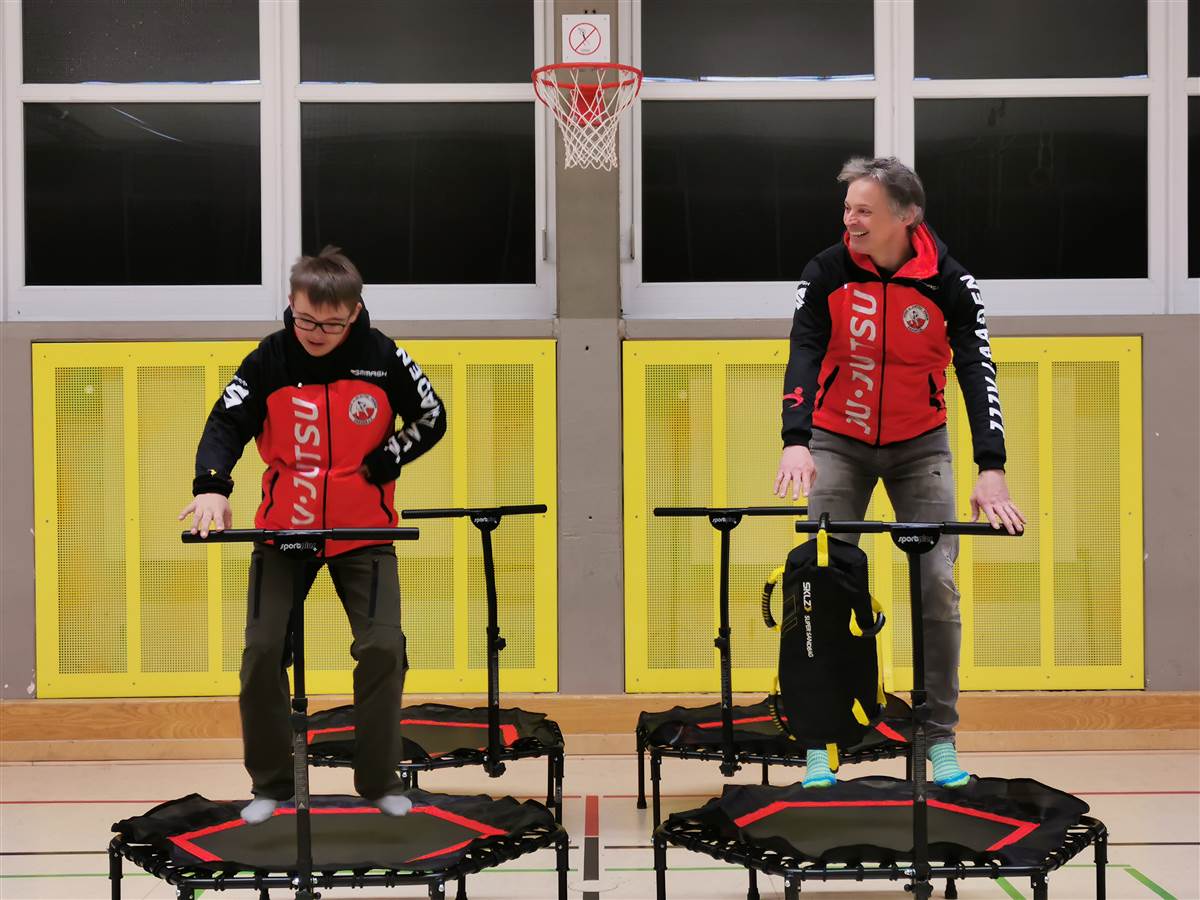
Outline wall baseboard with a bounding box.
[2,692,1196,761]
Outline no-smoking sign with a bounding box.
[562,14,610,63]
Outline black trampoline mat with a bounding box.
[171,804,504,868]
[308,720,519,756]
[736,799,1036,855]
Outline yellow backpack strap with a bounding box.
[816,527,829,568]
[851,698,870,726]
[761,566,785,629]
[826,743,839,772]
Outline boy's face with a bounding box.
[289,290,362,357]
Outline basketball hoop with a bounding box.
[532,63,643,171]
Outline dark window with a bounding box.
[22,0,258,84]
[915,0,1146,79]
[642,0,873,80]
[301,104,535,284]
[916,97,1147,279]
[642,101,873,282]
[300,0,532,83]
[25,104,261,285]
[1190,96,1199,277]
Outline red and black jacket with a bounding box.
[781,224,1006,471]
[193,307,446,556]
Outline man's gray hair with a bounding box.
[837,156,926,230]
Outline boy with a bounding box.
[180,246,446,822]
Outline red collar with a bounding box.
[843,223,940,280]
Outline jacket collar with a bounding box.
[843,222,941,281]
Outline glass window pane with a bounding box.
[643,0,873,80]
[1190,96,1199,277]
[22,0,258,84]
[915,0,1146,79]
[916,98,1147,279]
[300,0,532,84]
[301,104,535,284]
[642,101,874,282]
[25,104,261,285]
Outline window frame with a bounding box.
[620,0,1194,318]
[2,0,557,322]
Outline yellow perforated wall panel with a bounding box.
[623,339,1143,692]
[33,341,557,698]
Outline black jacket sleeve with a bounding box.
[944,268,1007,471]
[781,257,834,448]
[361,343,448,485]
[193,347,269,496]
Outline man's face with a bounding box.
[289,290,361,357]
[843,178,913,261]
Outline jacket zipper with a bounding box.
[322,384,332,531]
[875,279,888,446]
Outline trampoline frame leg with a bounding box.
[455,875,468,900]
[760,761,770,786]
[557,833,569,900]
[784,875,800,899]
[1095,829,1108,899]
[1031,872,1048,900]
[636,733,647,810]
[427,878,446,899]
[653,834,667,900]
[746,866,759,900]
[108,845,122,900]
[945,877,958,898]
[650,749,663,828]
[547,749,564,822]
[176,887,195,900]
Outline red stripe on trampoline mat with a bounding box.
[406,837,474,864]
[734,799,911,828]
[308,720,521,747]
[413,805,506,837]
[697,715,774,729]
[169,817,249,863]
[926,799,1039,852]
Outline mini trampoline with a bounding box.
[306,506,566,822]
[652,519,1108,899]
[136,525,571,900]
[635,507,911,827]
[109,789,568,900]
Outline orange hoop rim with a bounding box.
[532,62,644,93]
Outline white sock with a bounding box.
[374,792,413,817]
[241,796,280,824]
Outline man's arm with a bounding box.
[361,344,448,485]
[775,259,833,499]
[945,270,1024,533]
[781,259,833,449]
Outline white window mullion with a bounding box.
[1167,0,1198,312]
[0,0,8,321]
[911,78,1152,99]
[279,0,302,310]
[1146,0,1169,312]
[17,83,265,103]
[258,0,284,317]
[872,0,896,157]
[892,0,916,166]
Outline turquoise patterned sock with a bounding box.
[929,741,970,788]
[802,748,836,789]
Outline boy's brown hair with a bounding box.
[289,245,363,310]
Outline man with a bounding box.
[774,157,1024,789]
[180,246,446,821]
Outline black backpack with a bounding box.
[763,526,886,752]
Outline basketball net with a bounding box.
[533,63,643,171]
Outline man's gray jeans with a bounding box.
[806,425,961,743]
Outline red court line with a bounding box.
[602,790,1200,799]
[585,795,599,838]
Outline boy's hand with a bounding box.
[179,493,232,538]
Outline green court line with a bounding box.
[1124,866,1178,900]
[995,877,1025,900]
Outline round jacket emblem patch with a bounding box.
[349,393,378,426]
[903,304,930,333]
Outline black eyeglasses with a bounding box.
[293,314,351,335]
